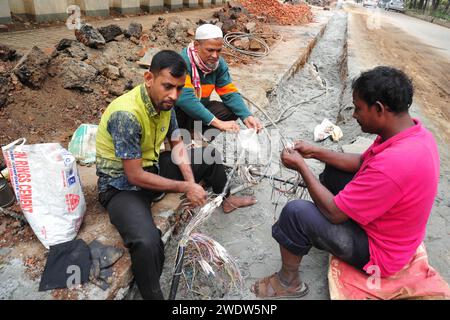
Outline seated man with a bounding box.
[251,66,440,298]
[95,50,256,300]
[175,23,262,137]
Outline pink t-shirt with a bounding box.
[334,119,440,277]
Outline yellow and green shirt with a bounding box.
[96,84,179,193]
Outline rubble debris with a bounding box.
[98,24,123,43]
[84,54,109,74]
[138,47,160,68]
[108,83,126,97]
[75,24,106,49]
[211,4,282,65]
[103,64,121,80]
[221,19,237,34]
[308,0,331,7]
[13,46,50,89]
[125,22,143,39]
[62,42,88,61]
[0,43,18,62]
[249,38,263,51]
[147,17,197,49]
[0,74,12,108]
[245,22,256,33]
[61,59,98,93]
[56,39,76,51]
[167,17,197,44]
[239,0,313,25]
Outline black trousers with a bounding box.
[98,148,227,300]
[272,164,371,271]
[176,101,238,140]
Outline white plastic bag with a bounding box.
[237,128,259,155]
[1,138,86,249]
[68,124,98,165]
[314,118,343,142]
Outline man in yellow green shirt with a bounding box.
[96,50,256,299]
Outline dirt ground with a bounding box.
[1,3,449,300]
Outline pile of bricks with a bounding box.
[239,0,314,25]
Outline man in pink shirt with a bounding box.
[251,66,440,298]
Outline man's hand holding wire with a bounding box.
[293,140,318,159]
[243,116,263,133]
[281,148,306,172]
[183,182,208,209]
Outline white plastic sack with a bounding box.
[314,118,343,142]
[68,124,98,165]
[1,138,86,249]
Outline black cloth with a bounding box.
[98,147,228,300]
[319,164,355,196]
[272,164,371,272]
[39,239,91,291]
[176,101,238,140]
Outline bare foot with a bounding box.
[222,195,257,214]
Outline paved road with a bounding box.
[362,5,450,60]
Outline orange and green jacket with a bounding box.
[175,47,252,125]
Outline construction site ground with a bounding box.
[0,4,337,300]
[1,2,449,301]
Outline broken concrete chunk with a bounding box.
[233,37,253,50]
[249,38,263,51]
[98,24,123,43]
[56,38,75,51]
[228,0,244,10]
[245,22,256,33]
[84,55,108,74]
[0,43,17,61]
[187,28,195,37]
[13,46,50,89]
[103,65,120,80]
[61,59,97,93]
[125,22,142,39]
[75,24,106,49]
[64,42,88,61]
[222,19,237,34]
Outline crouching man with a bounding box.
[96,50,256,300]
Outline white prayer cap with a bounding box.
[195,24,223,40]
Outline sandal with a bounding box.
[250,273,309,299]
